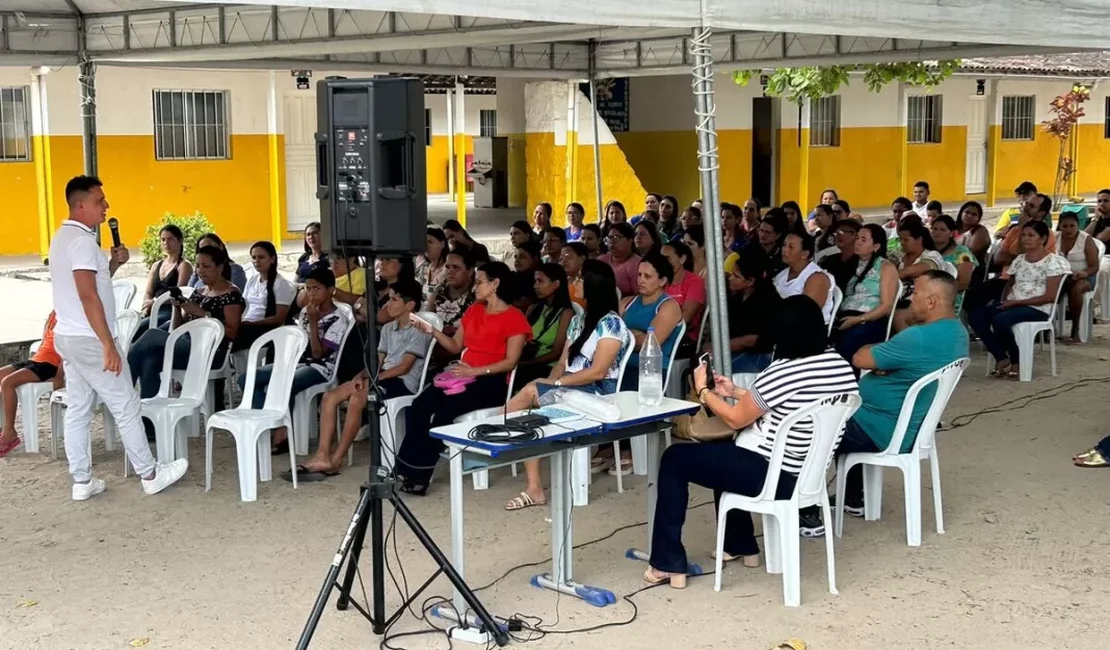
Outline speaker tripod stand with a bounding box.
[295,274,508,649]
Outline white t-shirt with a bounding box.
[242,273,296,321]
[48,220,117,339]
[772,263,836,324]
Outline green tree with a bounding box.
[139,212,215,268]
[732,61,961,104]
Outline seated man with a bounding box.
[292,279,431,479]
[238,267,347,456]
[799,270,969,537]
[0,311,64,457]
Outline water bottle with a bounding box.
[638,327,664,406]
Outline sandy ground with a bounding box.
[3,330,1110,650]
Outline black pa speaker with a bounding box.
[316,77,427,256]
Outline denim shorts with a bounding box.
[535,377,617,399]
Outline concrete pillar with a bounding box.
[266,71,284,250]
[454,80,467,226]
[495,77,527,209]
[564,81,579,210]
[30,69,54,260]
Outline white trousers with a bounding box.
[55,334,156,482]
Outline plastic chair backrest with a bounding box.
[1094,237,1106,259]
[661,319,686,394]
[827,284,843,336]
[885,281,905,340]
[414,311,443,391]
[157,318,225,399]
[695,308,710,351]
[883,357,969,456]
[113,280,137,311]
[116,310,142,354]
[753,393,862,503]
[238,326,309,413]
[149,286,195,333]
[1043,268,1069,323]
[814,246,839,263]
[613,327,637,388]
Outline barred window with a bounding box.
[907,95,943,144]
[809,96,840,147]
[1001,96,1035,141]
[0,87,31,162]
[425,109,432,146]
[479,109,497,137]
[152,90,230,160]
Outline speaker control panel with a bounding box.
[335,128,371,204]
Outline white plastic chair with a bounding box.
[826,284,843,336]
[714,393,861,606]
[599,327,639,495]
[814,246,839,263]
[113,279,138,311]
[347,311,442,468]
[11,341,54,455]
[1097,255,1110,321]
[291,302,356,456]
[204,326,308,502]
[628,319,686,478]
[984,279,1065,382]
[885,281,905,340]
[46,310,142,459]
[835,358,969,547]
[1055,238,1103,343]
[141,319,224,466]
[149,286,194,333]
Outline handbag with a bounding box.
[673,385,736,442]
[433,372,475,395]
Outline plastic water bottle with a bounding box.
[638,327,664,406]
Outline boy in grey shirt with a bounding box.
[290,279,430,479]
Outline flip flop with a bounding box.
[0,436,21,459]
[1074,449,1110,468]
[281,465,340,482]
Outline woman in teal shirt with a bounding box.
[512,263,573,389]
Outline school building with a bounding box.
[2,53,1109,256]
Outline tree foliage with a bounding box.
[1043,84,1090,205]
[139,212,215,268]
[732,61,961,104]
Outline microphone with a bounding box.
[108,218,121,248]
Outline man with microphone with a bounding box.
[48,175,187,500]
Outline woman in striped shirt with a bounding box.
[644,295,859,589]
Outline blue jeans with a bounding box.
[127,328,226,399]
[832,317,888,366]
[730,351,774,373]
[968,303,1049,363]
[237,364,328,411]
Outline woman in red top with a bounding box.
[395,261,532,494]
[0,311,65,457]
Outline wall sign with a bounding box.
[580,77,629,133]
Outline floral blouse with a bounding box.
[414,255,448,304]
[565,312,631,381]
[1006,254,1072,314]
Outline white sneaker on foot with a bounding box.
[141,458,189,495]
[72,478,106,501]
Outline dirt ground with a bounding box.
[2,332,1109,650]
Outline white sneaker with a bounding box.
[72,478,106,501]
[141,458,189,495]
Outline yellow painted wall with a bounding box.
[993,128,1059,203]
[425,134,474,194]
[524,132,647,224]
[614,130,752,207]
[904,126,990,207]
[808,127,903,210]
[0,161,42,255]
[1071,123,1110,196]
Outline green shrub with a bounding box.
[139,212,215,268]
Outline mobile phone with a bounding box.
[698,352,715,416]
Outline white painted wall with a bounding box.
[423,92,496,137]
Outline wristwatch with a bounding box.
[554,379,563,387]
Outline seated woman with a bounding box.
[295,221,329,283]
[891,217,948,332]
[240,267,347,457]
[661,240,706,357]
[581,224,604,259]
[511,239,543,311]
[394,261,532,495]
[504,220,535,264]
[599,223,641,297]
[513,263,573,389]
[832,224,900,364]
[187,232,248,291]
[633,220,663,258]
[292,279,431,478]
[443,219,490,262]
[415,227,449,306]
[135,224,192,339]
[373,256,417,325]
[680,225,708,278]
[504,261,630,511]
[773,232,834,326]
[595,253,682,476]
[426,250,475,338]
[233,241,296,352]
[643,296,859,588]
[128,245,245,415]
[969,220,1071,379]
[0,311,64,457]
[1056,211,1099,343]
[724,249,780,373]
[956,201,991,271]
[559,242,588,308]
[930,215,978,314]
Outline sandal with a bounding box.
[1006,368,1020,380]
[643,567,686,589]
[0,436,21,459]
[505,491,546,511]
[590,454,614,474]
[1074,449,1110,468]
[607,457,633,477]
[398,479,428,496]
[989,363,1011,378]
[711,551,760,568]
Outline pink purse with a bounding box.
[433,371,475,395]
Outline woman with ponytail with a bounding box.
[234,241,297,351]
[831,224,900,366]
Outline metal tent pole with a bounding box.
[690,21,731,378]
[588,40,604,224]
